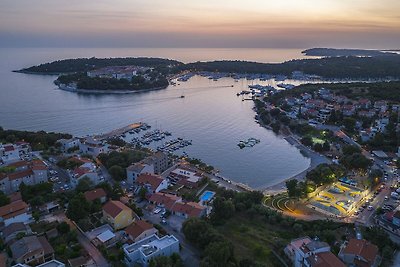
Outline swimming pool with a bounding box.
[200,191,216,202]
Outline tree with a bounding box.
[138,187,147,200]
[0,191,10,207]
[286,179,299,198]
[108,165,125,181]
[340,153,372,171]
[342,145,361,156]
[182,218,221,250]
[201,241,235,267]
[76,177,93,192]
[57,222,71,234]
[111,183,124,200]
[343,117,356,133]
[301,136,313,147]
[210,197,235,223]
[66,194,90,221]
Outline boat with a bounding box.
[180,95,185,98]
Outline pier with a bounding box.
[95,123,143,140]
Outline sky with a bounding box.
[0,0,399,49]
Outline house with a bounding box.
[170,201,206,219]
[374,100,388,113]
[284,237,331,267]
[13,260,65,267]
[342,105,356,116]
[78,137,108,157]
[358,110,375,118]
[102,200,135,230]
[126,163,154,184]
[123,234,179,267]
[125,220,158,243]
[168,167,202,188]
[304,251,345,267]
[57,138,79,152]
[72,167,99,187]
[0,159,49,194]
[1,222,31,243]
[148,193,182,210]
[357,98,372,109]
[0,144,23,164]
[136,174,168,193]
[0,200,31,226]
[84,188,107,203]
[10,236,54,265]
[339,239,380,267]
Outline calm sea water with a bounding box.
[0,47,310,189]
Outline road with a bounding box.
[142,209,200,267]
[76,230,110,267]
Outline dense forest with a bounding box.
[178,55,400,79]
[55,72,169,91]
[17,57,183,74]
[0,127,71,150]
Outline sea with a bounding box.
[0,47,315,189]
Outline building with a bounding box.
[13,260,66,267]
[0,200,31,226]
[144,151,169,175]
[102,200,135,230]
[1,222,31,244]
[304,251,346,267]
[0,142,31,164]
[125,220,158,243]
[10,236,54,265]
[136,174,168,193]
[123,234,179,267]
[0,159,49,194]
[148,193,182,210]
[170,202,206,219]
[71,167,99,187]
[57,138,79,152]
[284,237,332,267]
[78,137,108,157]
[84,188,107,203]
[339,239,380,267]
[126,163,154,184]
[168,167,202,188]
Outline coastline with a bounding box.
[262,135,330,195]
[57,84,168,94]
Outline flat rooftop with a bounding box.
[124,234,178,255]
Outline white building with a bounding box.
[0,142,30,164]
[123,234,179,267]
[284,237,331,267]
[78,137,108,157]
[57,138,79,152]
[126,163,154,184]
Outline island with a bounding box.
[16,57,183,93]
[302,47,396,57]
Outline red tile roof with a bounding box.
[125,220,155,239]
[171,201,205,218]
[342,239,379,265]
[73,167,91,178]
[148,193,180,210]
[84,188,107,202]
[0,200,29,219]
[103,200,131,218]
[8,169,33,181]
[306,251,345,267]
[8,161,29,169]
[3,145,14,152]
[136,174,164,191]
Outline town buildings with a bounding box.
[124,220,158,243]
[10,235,54,265]
[123,234,179,267]
[102,200,135,230]
[338,239,380,267]
[284,236,345,267]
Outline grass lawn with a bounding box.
[215,214,294,266]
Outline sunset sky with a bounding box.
[1,0,399,48]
